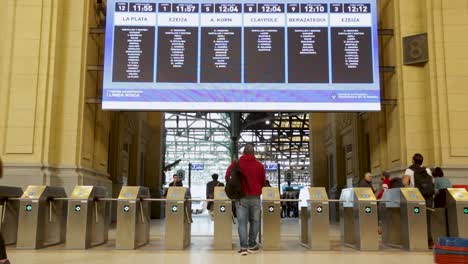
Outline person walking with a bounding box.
[0,157,11,264]
[225,144,266,256]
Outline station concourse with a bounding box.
[1,0,468,263]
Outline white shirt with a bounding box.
[404,167,432,187]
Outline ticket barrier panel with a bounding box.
[446,188,468,237]
[303,187,330,250]
[381,188,428,251]
[16,186,67,249]
[400,188,428,251]
[262,187,281,250]
[380,189,402,246]
[0,186,23,245]
[165,187,191,250]
[116,186,150,249]
[340,188,379,251]
[213,187,232,250]
[66,186,109,249]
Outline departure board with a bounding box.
[103,0,380,111]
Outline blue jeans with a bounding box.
[236,196,261,249]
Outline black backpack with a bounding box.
[390,177,404,189]
[225,161,244,200]
[413,166,435,198]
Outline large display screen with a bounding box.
[103,0,380,111]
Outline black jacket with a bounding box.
[358,179,376,193]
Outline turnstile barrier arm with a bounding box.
[49,200,54,223]
[0,200,6,228]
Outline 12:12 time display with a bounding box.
[344,4,370,13]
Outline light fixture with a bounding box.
[265,120,270,125]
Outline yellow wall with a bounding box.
[0,1,165,198]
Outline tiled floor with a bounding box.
[6,214,433,264]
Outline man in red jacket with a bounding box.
[225,144,266,255]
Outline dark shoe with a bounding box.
[248,244,260,253]
[238,249,248,256]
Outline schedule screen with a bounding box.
[103,0,380,111]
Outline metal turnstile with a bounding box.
[340,188,379,251]
[380,189,401,247]
[213,187,232,250]
[66,186,110,249]
[16,186,67,249]
[115,186,150,249]
[262,187,281,250]
[400,188,428,250]
[446,188,468,237]
[0,186,23,245]
[165,187,191,250]
[381,188,428,251]
[304,187,330,250]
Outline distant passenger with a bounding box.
[225,144,266,255]
[405,153,435,205]
[164,174,183,197]
[169,174,182,187]
[433,167,452,208]
[405,153,435,249]
[264,180,272,187]
[206,173,224,213]
[404,153,433,188]
[376,171,391,199]
[358,172,376,193]
[433,167,452,191]
[0,157,10,264]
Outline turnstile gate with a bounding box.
[16,186,67,249]
[304,187,330,250]
[66,186,110,249]
[213,187,232,250]
[262,187,280,250]
[381,188,428,251]
[340,188,379,251]
[446,188,468,237]
[0,186,23,245]
[165,187,191,250]
[115,186,150,249]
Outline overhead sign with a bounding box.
[103,0,381,111]
[265,163,278,171]
[191,163,204,171]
